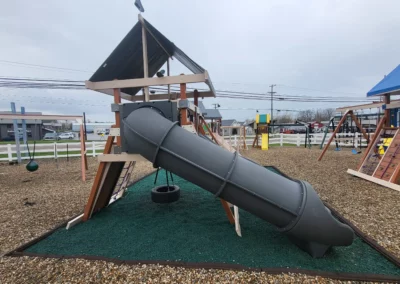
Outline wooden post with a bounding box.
[180,82,189,125]
[220,199,235,224]
[142,21,150,102]
[113,88,122,147]
[384,94,390,127]
[83,135,88,171]
[318,110,351,161]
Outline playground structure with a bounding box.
[252,115,315,149]
[71,15,355,258]
[252,114,270,150]
[339,65,400,192]
[220,125,248,152]
[318,110,369,160]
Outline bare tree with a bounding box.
[295,108,336,122]
[323,108,335,120]
[314,109,324,122]
[276,113,293,123]
[296,109,314,122]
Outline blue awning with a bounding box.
[367,64,400,97]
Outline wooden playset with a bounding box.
[252,114,270,150]
[67,15,241,235]
[327,65,400,192]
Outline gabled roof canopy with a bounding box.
[88,15,215,99]
[367,64,400,97]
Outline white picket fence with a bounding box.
[0,132,374,162]
[223,132,374,148]
[0,141,106,162]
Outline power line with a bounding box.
[213,80,363,96]
[0,76,375,103]
[0,60,368,97]
[277,84,361,96]
[0,60,92,73]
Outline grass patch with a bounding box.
[0,150,103,159]
[0,139,96,145]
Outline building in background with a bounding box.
[72,122,113,134]
[221,119,240,136]
[0,111,43,140]
[197,101,222,133]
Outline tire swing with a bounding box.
[26,141,39,172]
[151,168,180,203]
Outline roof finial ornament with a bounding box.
[134,0,145,13]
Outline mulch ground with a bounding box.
[0,147,399,283]
[244,147,400,259]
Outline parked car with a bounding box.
[43,133,58,140]
[57,132,75,140]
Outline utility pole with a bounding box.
[268,84,276,125]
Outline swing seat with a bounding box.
[351,149,361,155]
[26,160,39,172]
[334,147,341,151]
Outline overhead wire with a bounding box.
[0,60,92,73]
[0,76,375,103]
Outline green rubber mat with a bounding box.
[24,169,400,277]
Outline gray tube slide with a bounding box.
[123,108,354,257]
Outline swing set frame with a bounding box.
[0,113,87,181]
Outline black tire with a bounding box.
[151,185,180,203]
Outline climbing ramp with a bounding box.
[109,161,136,204]
[372,129,400,183]
[348,123,400,192]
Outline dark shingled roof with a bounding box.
[89,17,212,97]
[196,101,222,119]
[221,119,236,126]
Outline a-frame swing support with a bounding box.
[318,110,369,161]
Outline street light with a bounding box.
[212,103,221,109]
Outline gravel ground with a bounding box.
[245,147,400,259]
[0,148,399,283]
